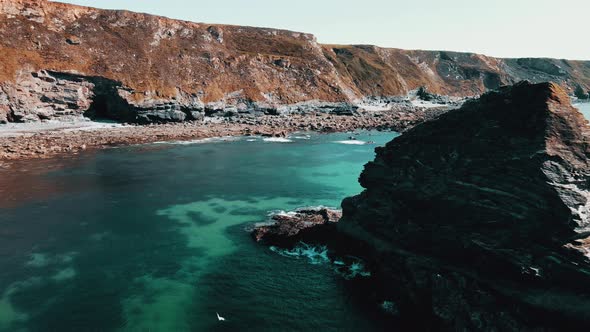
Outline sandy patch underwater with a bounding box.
[0,130,398,331]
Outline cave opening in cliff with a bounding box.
[84,94,112,121]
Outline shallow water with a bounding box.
[575,102,590,119]
[0,131,398,332]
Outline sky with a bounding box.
[55,0,590,60]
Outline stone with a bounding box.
[252,207,342,247]
[339,82,590,330]
[575,85,589,99]
[188,111,204,121]
[0,0,589,124]
[65,36,81,45]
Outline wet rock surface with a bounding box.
[338,82,590,330]
[0,105,449,160]
[252,207,342,247]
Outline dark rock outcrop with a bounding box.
[252,207,341,247]
[575,85,589,100]
[339,82,590,330]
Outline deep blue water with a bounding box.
[0,131,398,332]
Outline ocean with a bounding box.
[0,131,398,332]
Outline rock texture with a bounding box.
[0,105,447,160]
[252,207,342,247]
[340,82,590,330]
[1,0,589,123]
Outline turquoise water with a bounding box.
[0,131,398,332]
[575,102,590,119]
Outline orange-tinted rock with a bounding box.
[1,0,589,123]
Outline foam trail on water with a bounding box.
[291,134,311,140]
[270,243,372,279]
[154,136,241,145]
[263,137,293,143]
[334,140,366,145]
[270,243,330,265]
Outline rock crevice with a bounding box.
[1,0,590,123]
[338,82,590,330]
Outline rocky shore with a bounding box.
[252,207,342,246]
[0,106,449,161]
[2,0,590,126]
[340,82,590,330]
[253,82,590,330]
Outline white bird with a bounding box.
[216,312,226,321]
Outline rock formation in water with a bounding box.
[339,81,590,330]
[252,207,341,247]
[1,0,590,123]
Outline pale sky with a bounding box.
[55,0,590,60]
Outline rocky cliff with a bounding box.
[1,0,590,123]
[339,81,590,330]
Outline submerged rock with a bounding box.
[252,207,341,247]
[339,81,590,330]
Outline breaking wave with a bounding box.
[270,243,329,265]
[262,137,293,143]
[291,134,311,140]
[154,136,241,145]
[334,258,372,279]
[266,205,337,218]
[334,140,366,145]
[269,242,372,278]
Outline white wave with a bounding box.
[294,205,338,212]
[349,261,371,277]
[262,137,293,143]
[270,243,329,265]
[334,140,366,145]
[153,136,240,145]
[153,138,214,145]
[291,135,311,140]
[270,210,299,218]
[335,258,372,279]
[266,206,339,220]
[269,242,373,279]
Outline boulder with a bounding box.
[252,207,341,247]
[65,36,81,45]
[575,85,589,100]
[188,110,204,121]
[339,81,590,330]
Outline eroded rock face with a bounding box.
[340,82,590,330]
[0,70,94,122]
[252,208,341,247]
[1,0,589,123]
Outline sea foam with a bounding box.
[334,140,366,145]
[154,136,240,145]
[263,137,293,143]
[270,243,329,265]
[269,242,372,278]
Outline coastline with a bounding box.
[0,108,448,161]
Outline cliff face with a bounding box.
[324,46,590,97]
[340,82,590,330]
[0,0,357,123]
[1,0,590,123]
